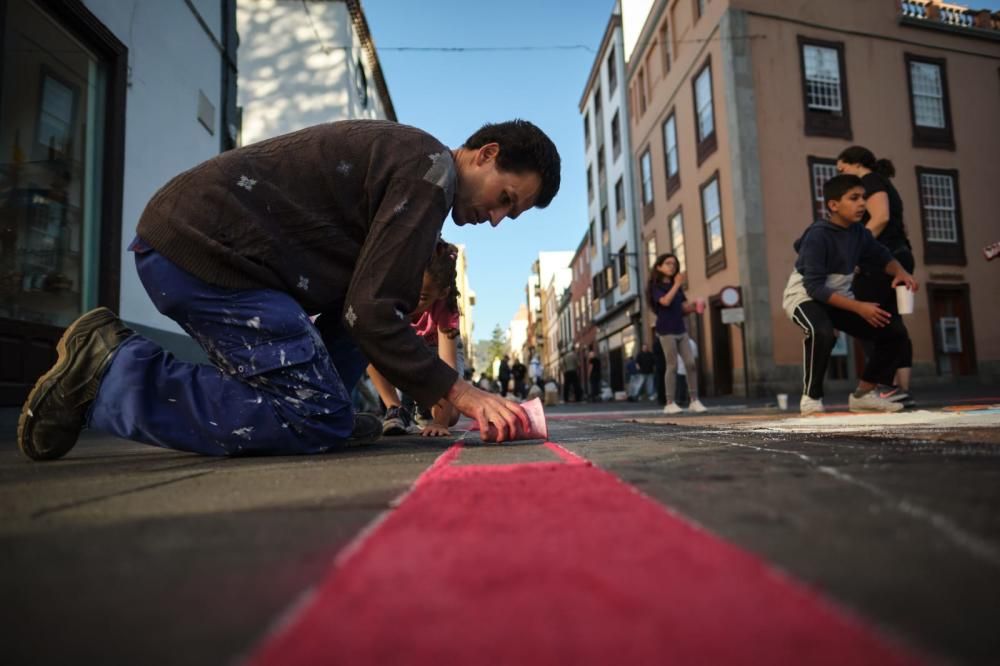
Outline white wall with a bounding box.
[238,0,390,145]
[83,0,227,335]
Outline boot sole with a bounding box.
[17,307,118,460]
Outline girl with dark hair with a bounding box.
[647,253,707,414]
[836,146,916,406]
[369,240,464,436]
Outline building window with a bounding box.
[584,111,591,147]
[637,69,647,115]
[692,57,716,164]
[589,220,596,249]
[600,205,609,244]
[906,54,954,150]
[611,110,621,160]
[695,0,706,19]
[614,177,625,223]
[640,148,654,221]
[662,112,680,197]
[647,235,658,268]
[586,165,593,201]
[355,58,369,108]
[659,21,671,74]
[607,46,617,93]
[807,156,838,221]
[618,245,630,293]
[917,168,965,265]
[669,209,686,272]
[597,144,605,177]
[594,85,602,119]
[798,37,851,139]
[700,173,725,275]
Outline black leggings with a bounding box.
[853,248,914,369]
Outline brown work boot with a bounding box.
[17,307,133,461]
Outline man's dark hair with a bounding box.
[463,120,561,208]
[823,174,864,207]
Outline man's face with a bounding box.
[828,186,867,222]
[452,143,542,227]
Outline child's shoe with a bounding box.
[800,395,825,415]
[663,402,684,415]
[849,389,904,413]
[689,399,708,413]
[382,405,412,435]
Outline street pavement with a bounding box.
[2,390,999,665]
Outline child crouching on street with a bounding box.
[368,240,463,436]
[782,174,918,415]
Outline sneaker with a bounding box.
[382,405,412,436]
[876,385,909,403]
[689,399,708,413]
[900,391,917,409]
[17,307,133,461]
[347,412,382,446]
[663,402,684,415]
[849,389,904,413]
[800,395,825,415]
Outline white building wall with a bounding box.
[82,0,228,335]
[238,0,390,145]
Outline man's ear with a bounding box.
[475,142,500,165]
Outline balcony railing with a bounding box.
[899,0,1000,32]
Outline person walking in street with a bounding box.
[511,356,528,399]
[782,174,917,416]
[18,119,560,459]
[628,344,656,401]
[587,347,602,402]
[561,349,582,403]
[837,146,916,408]
[648,254,707,414]
[497,355,512,398]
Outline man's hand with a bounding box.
[855,301,891,328]
[447,381,529,443]
[891,272,919,293]
[420,423,451,437]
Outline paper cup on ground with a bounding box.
[479,397,549,442]
[895,285,914,315]
[777,393,788,410]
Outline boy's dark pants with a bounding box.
[791,301,907,400]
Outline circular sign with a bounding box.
[719,286,741,308]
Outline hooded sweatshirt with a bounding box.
[782,220,892,319]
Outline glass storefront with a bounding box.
[1,0,106,327]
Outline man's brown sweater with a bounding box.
[136,120,458,407]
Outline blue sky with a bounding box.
[363,0,1000,340]
[363,0,614,340]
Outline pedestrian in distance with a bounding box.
[18,119,561,460]
[782,174,918,416]
[837,146,916,408]
[587,347,602,402]
[561,349,583,403]
[511,356,528,399]
[647,254,708,414]
[368,240,462,438]
[628,344,656,401]
[497,355,511,398]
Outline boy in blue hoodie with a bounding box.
[782,175,918,415]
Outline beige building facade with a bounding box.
[627,0,1000,396]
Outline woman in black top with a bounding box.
[837,145,915,405]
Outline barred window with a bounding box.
[809,158,838,221]
[910,61,945,128]
[803,45,841,112]
[920,173,957,243]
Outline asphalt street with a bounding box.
[2,398,999,665]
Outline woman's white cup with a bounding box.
[777,393,788,410]
[895,285,914,315]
